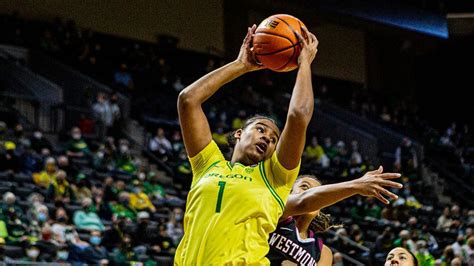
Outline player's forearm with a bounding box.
[178,61,247,107]
[287,62,314,124]
[298,181,358,213]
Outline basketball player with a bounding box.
[268,166,402,265]
[174,25,318,264]
[385,247,419,266]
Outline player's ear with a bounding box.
[234,129,242,141]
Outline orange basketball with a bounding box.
[253,14,307,72]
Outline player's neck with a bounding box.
[295,216,313,239]
[231,152,254,166]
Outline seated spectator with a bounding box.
[364,198,382,219]
[435,245,455,265]
[21,243,42,262]
[51,208,72,244]
[231,110,246,130]
[33,157,58,189]
[30,129,52,154]
[13,123,30,150]
[111,233,139,265]
[57,155,77,178]
[130,180,156,213]
[437,207,453,231]
[47,170,75,204]
[73,198,105,232]
[167,208,184,246]
[212,125,228,147]
[144,172,166,200]
[462,236,474,265]
[71,173,92,202]
[55,244,70,263]
[36,226,59,261]
[415,239,434,266]
[373,227,394,260]
[110,192,137,220]
[394,137,418,175]
[393,230,416,253]
[115,141,137,174]
[322,137,338,159]
[66,127,90,158]
[1,192,24,221]
[0,141,22,173]
[70,230,109,265]
[304,136,330,168]
[149,127,172,158]
[103,213,129,251]
[451,234,465,258]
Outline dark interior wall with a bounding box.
[0,0,225,53]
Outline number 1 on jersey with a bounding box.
[215,181,226,213]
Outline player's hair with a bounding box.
[228,115,280,148]
[297,175,343,233]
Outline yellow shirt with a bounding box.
[175,141,300,265]
[130,192,155,211]
[304,145,325,160]
[33,171,57,188]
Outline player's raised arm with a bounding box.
[282,166,402,219]
[178,25,263,157]
[276,28,318,170]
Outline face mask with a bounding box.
[57,251,68,260]
[15,130,23,137]
[57,217,67,223]
[72,133,81,140]
[133,187,141,194]
[120,198,129,205]
[34,132,42,139]
[89,236,101,246]
[38,212,47,222]
[27,249,40,258]
[120,145,129,153]
[138,172,146,181]
[176,214,183,222]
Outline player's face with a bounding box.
[385,248,416,266]
[236,119,279,164]
[291,177,321,195]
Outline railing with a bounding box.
[313,107,379,163]
[0,56,63,132]
[30,51,130,127]
[319,102,424,171]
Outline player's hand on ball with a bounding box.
[236,24,265,72]
[296,27,318,66]
[354,166,403,204]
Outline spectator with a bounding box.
[436,245,455,265]
[72,173,92,202]
[55,244,70,263]
[212,125,228,147]
[304,136,329,167]
[0,141,22,173]
[57,155,77,178]
[394,137,418,174]
[364,198,382,219]
[47,170,75,204]
[36,226,59,261]
[109,92,122,139]
[322,137,338,159]
[66,127,90,158]
[73,198,105,232]
[172,77,185,93]
[92,92,113,140]
[114,63,134,91]
[130,180,156,213]
[110,192,137,220]
[13,123,30,150]
[414,240,435,266]
[394,230,416,253]
[51,208,72,244]
[437,207,453,231]
[231,110,246,130]
[102,213,129,251]
[22,243,42,262]
[144,172,166,200]
[149,127,172,158]
[462,236,474,265]
[111,233,139,265]
[167,208,184,246]
[1,192,24,221]
[333,252,344,266]
[74,230,109,265]
[373,227,394,261]
[451,234,464,257]
[33,157,58,189]
[30,129,52,154]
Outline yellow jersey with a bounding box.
[175,141,300,265]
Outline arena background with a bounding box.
[0,0,473,265]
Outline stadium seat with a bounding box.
[13,173,32,184]
[3,245,25,258]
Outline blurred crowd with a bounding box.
[1,12,473,265]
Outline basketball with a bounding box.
[253,14,307,72]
